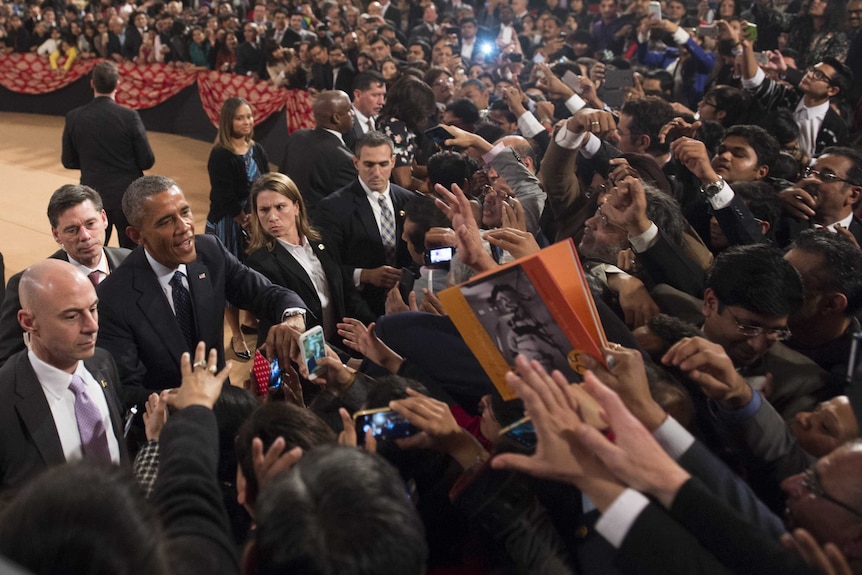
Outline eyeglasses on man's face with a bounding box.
[726,307,792,341]
[801,466,862,518]
[803,166,859,185]
[806,67,836,85]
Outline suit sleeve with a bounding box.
[488,147,546,235]
[538,130,592,243]
[96,289,153,409]
[220,241,308,323]
[677,440,787,537]
[638,231,706,297]
[0,273,25,369]
[314,199,356,283]
[207,147,244,219]
[711,193,766,247]
[151,406,239,575]
[61,112,80,169]
[666,477,813,575]
[129,110,155,171]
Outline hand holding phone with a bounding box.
[353,407,419,443]
[424,125,454,146]
[298,326,326,380]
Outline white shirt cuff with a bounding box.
[628,222,659,253]
[595,488,651,549]
[672,27,690,45]
[653,415,695,460]
[517,111,546,138]
[554,125,588,150]
[564,93,586,115]
[353,268,362,287]
[707,180,735,210]
[742,66,765,89]
[481,141,507,164]
[581,132,602,158]
[637,31,649,43]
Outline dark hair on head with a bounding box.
[403,195,450,255]
[354,129,395,157]
[697,119,727,158]
[459,16,478,26]
[460,78,487,94]
[707,244,803,316]
[408,38,431,60]
[92,60,119,93]
[821,145,862,187]
[122,175,178,227]
[444,97,480,125]
[725,124,780,171]
[705,85,751,127]
[47,184,103,227]
[643,182,686,246]
[352,68,385,92]
[759,108,799,147]
[254,445,427,575]
[216,96,254,151]
[790,228,862,315]
[821,56,854,100]
[488,99,517,122]
[213,385,259,485]
[644,69,674,98]
[730,180,781,239]
[427,149,478,190]
[769,151,802,182]
[423,65,452,89]
[475,121,506,143]
[620,96,676,155]
[377,75,436,132]
[363,375,429,409]
[366,32,389,47]
[235,402,336,506]
[0,462,167,575]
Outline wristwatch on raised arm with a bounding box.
[701,177,724,199]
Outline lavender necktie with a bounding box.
[69,374,112,463]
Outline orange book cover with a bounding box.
[439,239,607,400]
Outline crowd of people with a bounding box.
[2,0,862,571]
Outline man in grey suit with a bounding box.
[62,61,155,249]
[0,185,130,368]
[0,259,127,491]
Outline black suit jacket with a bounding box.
[315,180,416,316]
[343,116,366,153]
[0,348,127,491]
[281,128,358,215]
[62,97,155,211]
[122,25,144,61]
[0,248,130,368]
[775,214,862,249]
[246,240,376,341]
[96,235,307,409]
[235,41,267,78]
[333,62,356,93]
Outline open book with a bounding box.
[439,239,607,400]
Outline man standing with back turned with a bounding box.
[62,61,155,249]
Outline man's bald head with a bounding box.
[496,135,539,173]
[313,90,354,134]
[19,260,99,372]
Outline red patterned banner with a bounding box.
[0,52,97,95]
[0,54,313,134]
[115,62,197,110]
[284,89,316,133]
[198,70,290,127]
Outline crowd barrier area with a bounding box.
[0,53,317,165]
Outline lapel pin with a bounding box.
[318,244,325,250]
[398,210,405,218]
[199,273,206,279]
[100,379,108,389]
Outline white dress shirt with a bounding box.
[277,236,335,339]
[67,249,110,285]
[353,178,396,286]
